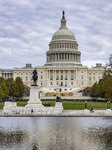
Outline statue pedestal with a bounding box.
[54,102,63,114]
[3,102,17,114]
[25,86,44,113]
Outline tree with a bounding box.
[90,82,100,98]
[0,77,5,85]
[6,78,14,97]
[0,77,9,99]
[99,79,106,98]
[0,86,4,99]
[90,72,112,101]
[103,74,112,101]
[15,77,25,98]
[12,81,20,98]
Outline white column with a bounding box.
[72,54,74,61]
[55,54,56,61]
[59,70,60,81]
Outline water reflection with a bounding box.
[0,117,112,150]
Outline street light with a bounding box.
[85,101,87,109]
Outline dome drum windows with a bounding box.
[71,70,74,80]
[50,42,77,50]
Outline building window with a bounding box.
[26,76,28,81]
[65,82,67,86]
[41,76,43,79]
[61,75,63,80]
[71,82,73,85]
[82,82,83,85]
[41,82,43,86]
[65,75,68,80]
[98,76,101,81]
[89,77,91,81]
[71,70,74,80]
[50,75,53,80]
[71,75,74,80]
[62,53,64,60]
[57,82,58,85]
[56,75,59,80]
[51,82,53,85]
[26,73,27,75]
[93,77,95,81]
[81,75,83,80]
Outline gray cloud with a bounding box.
[0,0,112,68]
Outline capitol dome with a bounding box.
[52,29,76,41]
[45,11,82,66]
[52,12,76,41]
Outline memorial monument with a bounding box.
[25,69,44,113]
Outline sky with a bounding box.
[0,0,112,69]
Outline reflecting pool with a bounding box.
[0,117,112,150]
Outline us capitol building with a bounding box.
[0,12,105,93]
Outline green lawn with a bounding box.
[17,101,27,107]
[42,101,55,107]
[0,102,4,109]
[0,101,111,110]
[62,101,110,110]
[87,102,108,110]
[62,101,85,110]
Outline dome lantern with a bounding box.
[60,11,67,29]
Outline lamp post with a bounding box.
[85,101,87,110]
[109,101,111,109]
[107,101,108,109]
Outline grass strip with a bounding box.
[0,102,4,110]
[42,101,55,107]
[17,101,27,107]
[0,101,111,110]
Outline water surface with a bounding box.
[0,117,112,150]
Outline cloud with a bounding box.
[0,0,112,68]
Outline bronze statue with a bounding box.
[62,10,65,19]
[32,69,38,85]
[56,96,61,102]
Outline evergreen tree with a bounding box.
[0,77,9,99]
[91,72,112,101]
[6,78,14,97]
[103,74,112,101]
[0,82,9,98]
[15,77,25,98]
[12,81,19,98]
[90,82,100,98]
[0,86,4,99]
[99,79,106,98]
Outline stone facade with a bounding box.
[0,12,105,92]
